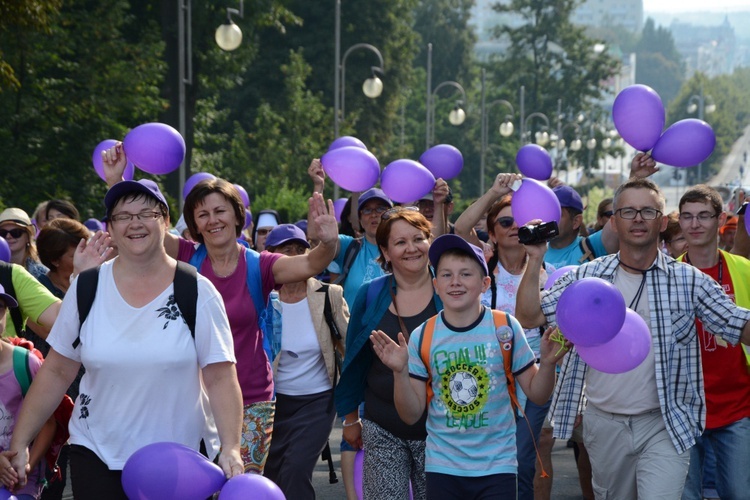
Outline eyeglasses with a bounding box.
[256,228,272,236]
[109,211,163,223]
[0,228,25,239]
[615,207,662,220]
[381,206,419,221]
[678,212,719,223]
[494,216,515,229]
[602,210,614,218]
[361,206,389,217]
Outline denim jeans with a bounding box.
[516,395,551,500]
[682,417,750,500]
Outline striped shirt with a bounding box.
[542,251,750,454]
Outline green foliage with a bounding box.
[635,19,685,104]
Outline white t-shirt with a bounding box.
[47,259,236,469]
[275,298,330,395]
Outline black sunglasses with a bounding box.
[0,228,25,239]
[602,210,614,217]
[494,217,515,229]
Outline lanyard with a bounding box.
[617,259,657,310]
[683,252,723,286]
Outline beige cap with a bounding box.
[0,208,32,226]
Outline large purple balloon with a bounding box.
[218,473,285,500]
[612,85,665,151]
[543,265,577,290]
[92,139,135,181]
[419,144,463,180]
[333,197,348,223]
[510,179,561,227]
[321,146,380,192]
[650,119,716,168]
[123,123,186,175]
[0,237,10,263]
[381,159,436,203]
[121,442,226,500]
[328,136,367,151]
[577,308,651,374]
[234,184,250,207]
[516,144,553,181]
[556,277,626,347]
[183,172,217,200]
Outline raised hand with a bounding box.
[73,230,113,275]
[629,152,659,179]
[370,330,409,374]
[308,193,338,245]
[491,173,523,196]
[101,141,128,186]
[308,158,325,193]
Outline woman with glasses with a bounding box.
[0,208,48,279]
[100,146,339,475]
[453,173,555,500]
[593,198,614,233]
[8,179,244,498]
[335,206,442,500]
[262,224,349,499]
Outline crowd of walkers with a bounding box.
[0,144,747,500]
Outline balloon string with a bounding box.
[550,329,568,356]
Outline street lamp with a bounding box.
[479,69,515,194]
[425,43,467,149]
[215,0,244,51]
[524,112,550,146]
[686,87,716,183]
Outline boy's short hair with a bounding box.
[429,234,488,276]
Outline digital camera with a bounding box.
[517,221,559,245]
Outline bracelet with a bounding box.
[342,419,361,428]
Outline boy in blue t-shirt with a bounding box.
[371,234,568,499]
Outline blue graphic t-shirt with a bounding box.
[407,307,535,477]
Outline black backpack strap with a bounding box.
[332,238,362,285]
[74,267,100,349]
[0,264,23,337]
[173,261,198,339]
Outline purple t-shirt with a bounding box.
[0,348,44,498]
[178,239,282,404]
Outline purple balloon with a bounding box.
[650,119,716,168]
[612,84,665,151]
[183,172,217,200]
[218,473,285,500]
[0,237,10,263]
[577,308,651,374]
[233,184,250,207]
[0,487,18,500]
[123,123,186,175]
[516,144,553,181]
[121,442,226,500]
[543,265,577,290]
[244,209,253,229]
[556,277,626,347]
[354,450,364,500]
[92,139,135,181]
[510,179,561,227]
[333,197,348,223]
[328,135,367,151]
[381,159,436,203]
[419,144,464,180]
[321,146,380,193]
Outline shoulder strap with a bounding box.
[333,238,362,285]
[0,264,23,337]
[244,247,266,316]
[319,284,342,342]
[419,315,439,404]
[12,346,32,397]
[578,237,596,264]
[74,267,100,348]
[173,261,198,339]
[492,310,522,414]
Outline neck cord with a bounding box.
[683,252,723,286]
[617,258,657,310]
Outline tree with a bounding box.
[635,19,685,104]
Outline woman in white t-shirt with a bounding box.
[262,224,348,499]
[7,180,244,499]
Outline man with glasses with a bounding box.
[676,185,750,500]
[516,177,750,499]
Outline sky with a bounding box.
[643,0,750,12]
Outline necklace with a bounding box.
[211,248,240,278]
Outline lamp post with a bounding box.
[333,0,384,199]
[177,0,192,212]
[215,0,244,51]
[524,112,550,145]
[687,87,716,183]
[479,69,514,195]
[425,43,467,149]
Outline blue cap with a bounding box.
[552,185,584,212]
[84,218,104,232]
[429,234,488,276]
[357,188,393,212]
[104,180,168,218]
[294,219,308,234]
[0,284,18,308]
[265,224,310,249]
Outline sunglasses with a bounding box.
[381,206,419,221]
[602,210,614,217]
[256,228,272,236]
[0,228,25,239]
[494,217,515,229]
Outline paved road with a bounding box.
[311,419,586,499]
